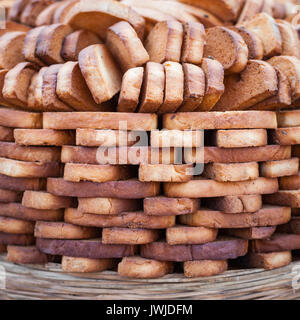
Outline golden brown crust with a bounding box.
[184,260,228,278]
[62,256,116,273]
[6,245,48,264]
[0,216,34,234]
[260,158,299,178]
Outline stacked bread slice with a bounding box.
[0,0,300,279]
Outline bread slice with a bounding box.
[64,163,134,183]
[0,189,22,203]
[0,126,14,142]
[2,62,37,109]
[61,30,101,61]
[194,58,224,111]
[163,110,277,130]
[65,208,175,229]
[0,217,34,234]
[139,164,193,182]
[35,1,62,26]
[22,191,73,210]
[0,107,42,129]
[184,260,228,278]
[264,190,300,208]
[278,217,300,234]
[9,0,30,22]
[35,221,99,240]
[151,130,203,148]
[280,173,300,191]
[242,13,282,58]
[56,61,110,112]
[28,67,47,111]
[276,19,300,58]
[0,70,15,109]
[138,62,165,113]
[237,0,264,24]
[0,21,30,36]
[166,226,217,245]
[212,129,267,148]
[204,27,248,74]
[103,228,159,245]
[145,20,183,63]
[47,178,160,199]
[226,226,276,240]
[181,22,205,65]
[20,0,54,27]
[179,206,291,229]
[23,26,47,67]
[228,26,264,60]
[164,177,278,198]
[177,63,205,112]
[14,129,75,146]
[36,23,73,65]
[0,32,26,69]
[62,256,115,273]
[277,110,300,128]
[106,21,149,72]
[78,44,122,104]
[144,197,200,216]
[158,61,184,114]
[0,174,44,192]
[204,195,262,214]
[117,67,143,112]
[42,64,74,112]
[52,0,79,24]
[271,127,300,145]
[214,60,278,111]
[44,111,157,130]
[118,257,173,279]
[63,0,145,40]
[260,158,299,178]
[268,56,300,101]
[78,198,140,215]
[0,233,34,246]
[236,251,292,270]
[250,68,292,110]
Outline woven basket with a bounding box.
[0,254,300,300]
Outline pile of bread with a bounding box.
[0,0,300,279]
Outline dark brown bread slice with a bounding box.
[41,64,74,112]
[56,61,109,111]
[268,56,300,101]
[47,178,160,199]
[228,26,264,60]
[2,62,38,109]
[144,197,200,216]
[250,68,292,110]
[65,208,175,229]
[241,12,282,58]
[279,173,300,191]
[141,238,248,262]
[163,110,277,129]
[43,112,158,130]
[0,244,5,253]
[35,221,99,240]
[78,44,122,104]
[106,21,149,72]
[179,206,291,229]
[237,0,264,25]
[194,58,224,111]
[225,226,276,240]
[35,2,62,26]
[278,217,300,235]
[117,67,143,113]
[118,256,173,279]
[264,190,300,208]
[0,216,35,234]
[20,0,54,27]
[63,0,145,40]
[6,245,48,264]
[145,20,183,63]
[9,0,30,22]
[36,23,73,65]
[204,27,248,74]
[138,62,165,113]
[181,22,205,65]
[0,142,60,162]
[0,189,22,203]
[184,260,228,278]
[177,63,205,112]
[203,195,262,214]
[235,251,292,270]
[0,232,34,246]
[0,32,26,69]
[36,238,136,259]
[0,174,45,192]
[250,233,300,253]
[0,126,13,142]
[61,30,101,61]
[0,202,63,222]
[214,60,278,111]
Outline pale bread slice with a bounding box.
[237,0,264,24]
[20,0,54,27]
[35,1,62,26]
